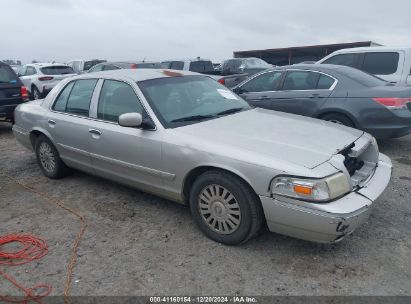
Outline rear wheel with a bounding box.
[189,170,263,245]
[321,113,355,127]
[35,135,71,179]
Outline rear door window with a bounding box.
[0,65,18,83]
[317,74,335,89]
[361,52,399,75]
[282,71,320,90]
[40,66,75,75]
[53,81,75,111]
[65,79,98,116]
[322,53,360,68]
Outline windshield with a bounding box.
[138,75,251,128]
[40,66,75,75]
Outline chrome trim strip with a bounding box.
[90,152,176,181]
[59,143,175,181]
[58,143,90,156]
[240,68,338,92]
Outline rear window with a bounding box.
[361,52,399,75]
[84,60,106,71]
[0,65,18,83]
[40,66,74,75]
[189,61,214,73]
[336,66,387,87]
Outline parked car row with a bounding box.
[12,69,393,245]
[7,46,411,245]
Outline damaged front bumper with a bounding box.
[260,153,392,243]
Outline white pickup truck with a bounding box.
[317,47,411,85]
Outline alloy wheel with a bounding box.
[38,142,56,173]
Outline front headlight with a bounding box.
[271,173,351,202]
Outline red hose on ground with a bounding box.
[0,234,52,303]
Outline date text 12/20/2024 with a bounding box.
[149,296,258,303]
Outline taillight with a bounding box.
[21,86,29,101]
[38,76,54,81]
[373,97,411,109]
[218,78,226,85]
[130,64,138,69]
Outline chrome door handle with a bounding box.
[89,129,102,136]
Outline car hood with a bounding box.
[175,108,364,169]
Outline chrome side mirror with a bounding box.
[118,112,143,128]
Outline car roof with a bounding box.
[102,61,160,65]
[71,68,200,82]
[272,64,346,71]
[27,62,70,67]
[162,58,211,62]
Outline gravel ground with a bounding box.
[0,122,410,297]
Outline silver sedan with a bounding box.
[12,69,392,245]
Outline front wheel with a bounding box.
[35,135,71,179]
[189,171,264,245]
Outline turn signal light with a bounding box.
[293,184,313,196]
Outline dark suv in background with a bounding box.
[0,62,29,123]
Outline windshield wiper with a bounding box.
[170,115,215,123]
[216,107,246,116]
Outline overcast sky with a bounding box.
[2,0,410,64]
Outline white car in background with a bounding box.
[18,63,76,99]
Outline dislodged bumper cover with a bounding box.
[260,153,392,243]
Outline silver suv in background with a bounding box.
[18,63,76,99]
[67,59,106,74]
[317,47,411,85]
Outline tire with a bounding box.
[189,170,264,245]
[32,86,42,100]
[321,113,355,127]
[35,135,71,179]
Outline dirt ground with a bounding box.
[0,122,410,297]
